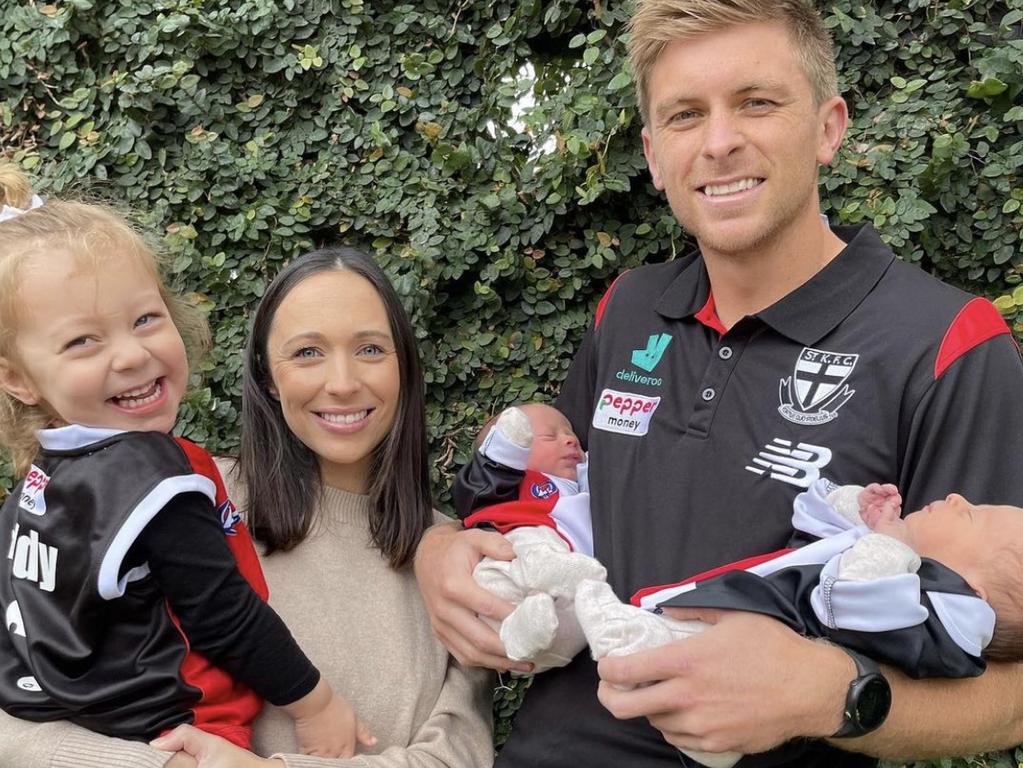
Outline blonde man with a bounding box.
[415,1,1023,767]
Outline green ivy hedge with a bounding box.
[1,1,1021,764]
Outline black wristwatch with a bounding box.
[831,647,891,738]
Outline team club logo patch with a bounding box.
[219,499,241,536]
[778,347,858,425]
[592,388,660,437]
[530,481,557,500]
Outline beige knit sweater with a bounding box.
[0,471,494,768]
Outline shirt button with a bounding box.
[701,387,716,401]
[718,346,733,360]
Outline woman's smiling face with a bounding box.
[266,268,400,493]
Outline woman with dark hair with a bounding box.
[0,246,494,768]
[238,246,433,569]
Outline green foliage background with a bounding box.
[1,0,1022,764]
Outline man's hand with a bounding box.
[413,521,532,673]
[596,608,854,755]
[151,726,283,768]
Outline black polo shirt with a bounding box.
[496,224,1023,768]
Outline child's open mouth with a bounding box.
[109,378,164,410]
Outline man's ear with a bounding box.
[642,126,666,191]
[0,357,40,406]
[816,95,849,167]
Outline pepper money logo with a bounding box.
[18,465,49,516]
[592,388,661,436]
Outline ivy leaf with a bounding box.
[608,71,632,91]
[967,77,1008,99]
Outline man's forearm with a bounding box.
[832,660,1023,760]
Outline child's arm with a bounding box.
[132,493,370,757]
[279,678,375,758]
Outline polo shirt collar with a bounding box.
[655,224,894,345]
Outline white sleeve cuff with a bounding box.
[811,555,928,631]
[479,426,530,471]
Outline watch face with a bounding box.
[856,676,892,729]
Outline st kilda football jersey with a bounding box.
[0,426,317,745]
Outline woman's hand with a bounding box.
[151,726,284,768]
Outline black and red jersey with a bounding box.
[637,478,993,681]
[454,426,594,555]
[0,427,318,746]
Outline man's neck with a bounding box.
[701,211,847,330]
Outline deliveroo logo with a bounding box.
[631,333,672,373]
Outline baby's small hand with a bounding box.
[494,406,534,449]
[294,692,377,758]
[858,483,902,530]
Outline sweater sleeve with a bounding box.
[131,492,320,706]
[272,662,494,768]
[0,710,172,768]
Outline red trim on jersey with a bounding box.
[934,298,1011,380]
[595,271,629,329]
[169,439,268,748]
[464,499,575,550]
[694,292,727,336]
[629,547,795,606]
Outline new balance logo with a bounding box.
[746,439,833,488]
[631,333,672,373]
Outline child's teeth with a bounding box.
[114,380,161,407]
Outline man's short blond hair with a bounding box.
[628,0,838,125]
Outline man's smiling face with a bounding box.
[641,22,845,260]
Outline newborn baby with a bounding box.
[452,404,603,673]
[575,483,1023,768]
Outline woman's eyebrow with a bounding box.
[279,331,326,346]
[354,330,393,342]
